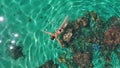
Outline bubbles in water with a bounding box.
[14,33,19,37]
[0,16,4,22]
[0,40,2,43]
[11,40,16,44]
[9,45,14,50]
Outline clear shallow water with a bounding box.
[0,0,120,68]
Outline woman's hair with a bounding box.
[50,35,55,40]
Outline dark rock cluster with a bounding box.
[9,45,25,60]
[104,16,120,50]
[104,26,120,49]
[38,60,58,68]
[72,51,92,68]
[56,11,120,68]
[39,11,120,68]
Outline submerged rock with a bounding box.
[63,29,73,42]
[104,26,120,45]
[77,16,90,27]
[103,63,112,68]
[71,51,92,68]
[107,16,120,27]
[9,45,25,60]
[104,16,120,50]
[90,11,99,22]
[39,60,58,68]
[104,28,120,50]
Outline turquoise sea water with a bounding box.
[0,0,120,68]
